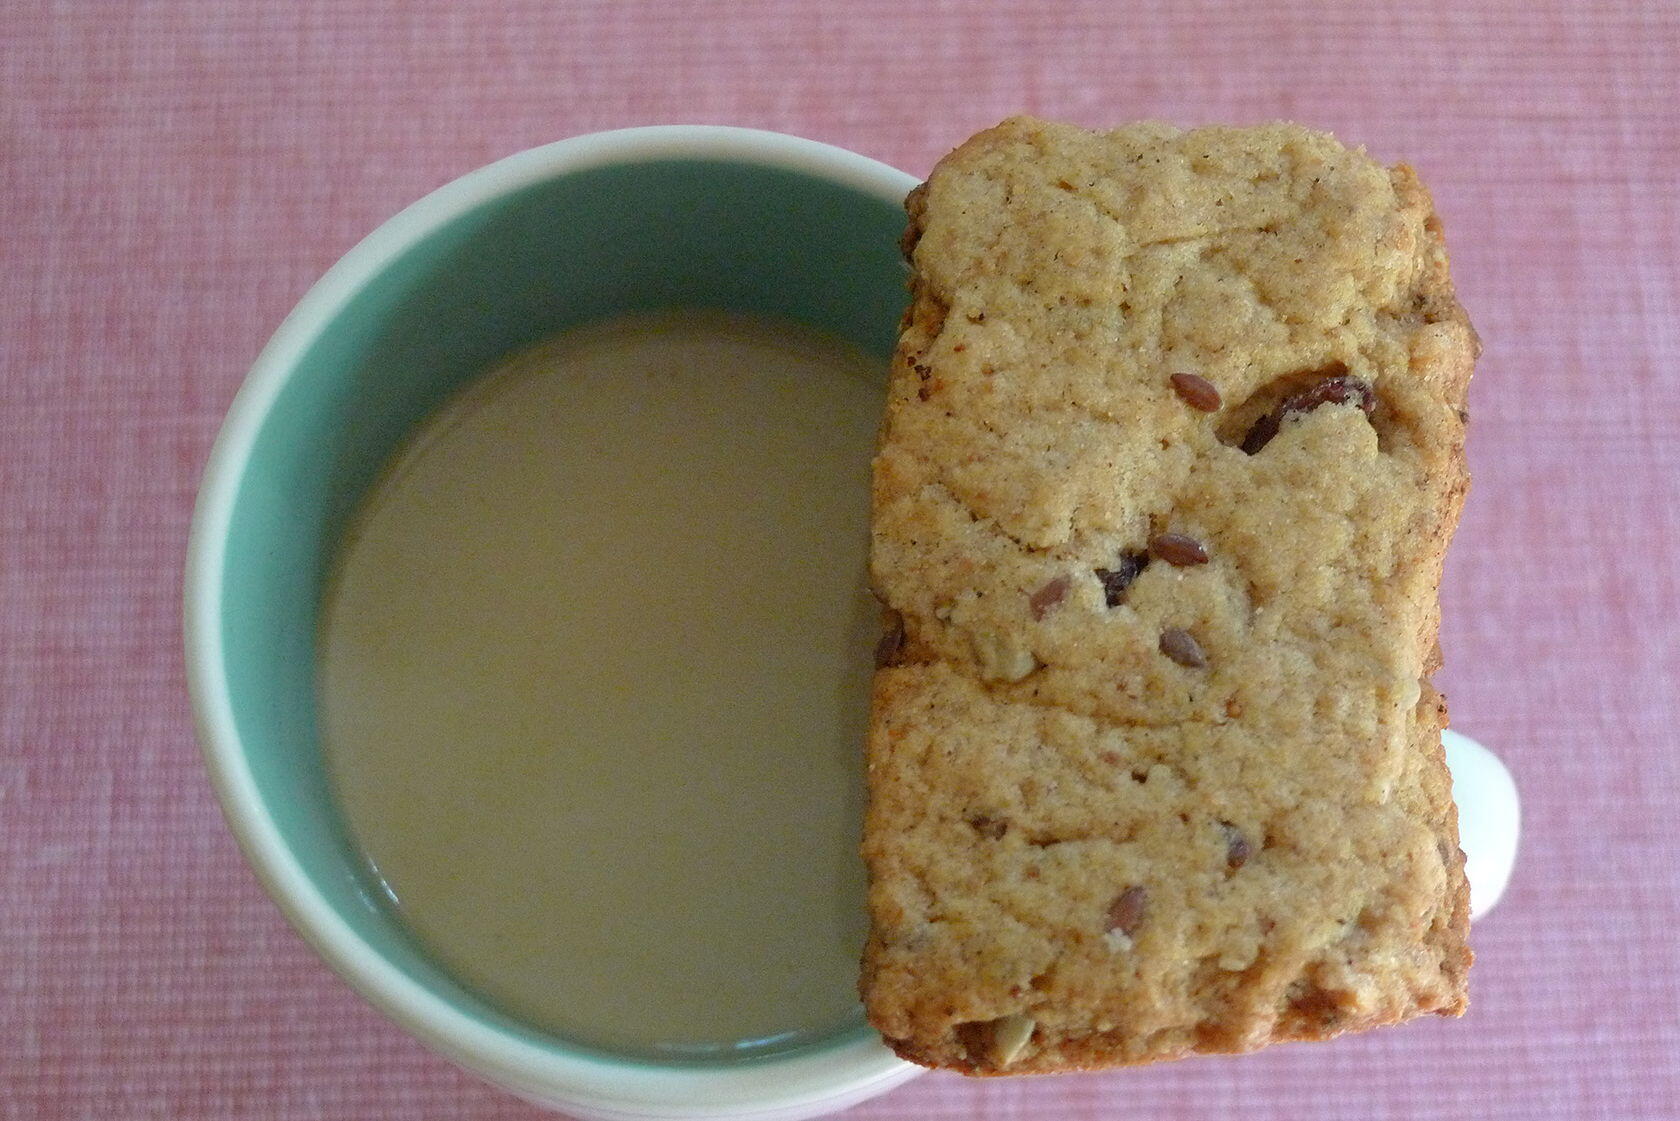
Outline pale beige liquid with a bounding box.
[318,311,882,1057]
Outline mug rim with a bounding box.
[183,125,922,1117]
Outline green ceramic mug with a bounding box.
[185,127,925,1120]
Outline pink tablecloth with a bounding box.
[5,2,1677,1118]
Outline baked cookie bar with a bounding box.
[861,117,1476,1074]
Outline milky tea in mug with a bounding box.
[316,310,883,1057]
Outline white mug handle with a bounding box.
[1442,729,1520,921]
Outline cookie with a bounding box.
[861,117,1475,1074]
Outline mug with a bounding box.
[186,124,1520,1120]
[186,126,927,1121]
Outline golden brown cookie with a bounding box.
[861,117,1475,1075]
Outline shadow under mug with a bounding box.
[186,127,927,1121]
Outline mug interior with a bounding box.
[208,151,908,1069]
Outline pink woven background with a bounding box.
[5,1,1677,1117]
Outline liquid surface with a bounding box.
[318,311,883,1057]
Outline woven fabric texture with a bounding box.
[4,2,1677,1117]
